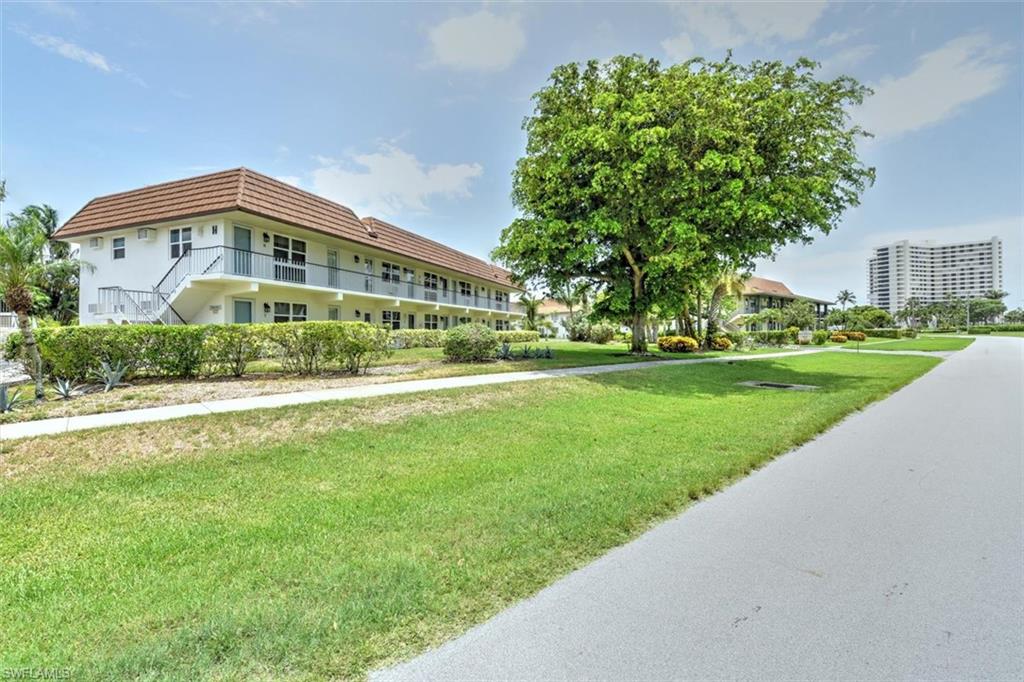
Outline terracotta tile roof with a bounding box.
[56,168,517,288]
[742,276,797,299]
[742,276,834,305]
[361,217,517,288]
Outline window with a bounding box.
[495,291,507,303]
[112,237,126,260]
[424,314,439,330]
[328,306,340,321]
[273,235,306,264]
[273,302,307,323]
[459,281,472,297]
[407,313,415,329]
[170,227,192,258]
[381,262,401,283]
[382,310,401,330]
[423,272,439,289]
[457,316,471,326]
[495,320,509,331]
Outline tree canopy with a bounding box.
[494,54,874,352]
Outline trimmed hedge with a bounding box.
[750,329,796,346]
[657,336,699,353]
[392,329,446,349]
[5,322,392,380]
[865,328,900,339]
[443,323,498,362]
[811,330,830,345]
[495,330,540,344]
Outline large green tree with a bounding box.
[494,55,874,352]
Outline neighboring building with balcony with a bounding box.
[731,276,833,331]
[54,168,525,329]
[867,237,1003,316]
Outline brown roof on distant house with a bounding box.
[742,276,834,305]
[55,167,517,288]
[742,276,797,299]
[538,298,570,315]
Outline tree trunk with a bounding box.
[695,290,703,339]
[16,311,45,402]
[703,283,726,349]
[630,310,646,354]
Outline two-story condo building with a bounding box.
[55,169,525,329]
[730,276,833,331]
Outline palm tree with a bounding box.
[10,204,68,260]
[519,292,541,331]
[0,216,50,400]
[703,270,746,347]
[836,289,856,311]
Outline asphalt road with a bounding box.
[374,336,1024,681]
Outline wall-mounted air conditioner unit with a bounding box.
[137,228,155,242]
[88,237,104,249]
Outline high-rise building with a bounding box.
[867,237,1003,315]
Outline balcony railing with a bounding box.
[97,287,185,324]
[155,245,524,314]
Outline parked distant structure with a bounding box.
[867,237,1003,315]
[732,276,833,331]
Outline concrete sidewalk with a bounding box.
[0,348,823,441]
[374,335,1024,681]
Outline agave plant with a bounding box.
[92,360,130,392]
[53,377,83,400]
[519,345,535,360]
[0,385,26,413]
[497,342,514,360]
[541,346,554,359]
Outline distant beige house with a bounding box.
[538,298,572,338]
[730,276,833,331]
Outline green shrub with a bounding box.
[5,321,393,380]
[864,328,901,339]
[443,323,498,362]
[901,328,918,338]
[722,330,749,349]
[392,329,446,348]
[335,323,393,374]
[750,330,792,346]
[496,330,540,344]
[657,335,699,353]
[562,312,591,342]
[141,325,207,377]
[203,325,265,377]
[811,330,830,345]
[588,323,616,345]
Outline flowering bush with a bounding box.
[657,335,699,353]
[830,334,848,343]
[709,335,733,351]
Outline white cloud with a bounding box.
[275,175,302,188]
[26,32,111,72]
[817,28,861,47]
[818,44,877,77]
[663,1,828,55]
[856,33,1010,139]
[661,33,695,62]
[310,144,483,217]
[427,10,525,72]
[21,30,148,86]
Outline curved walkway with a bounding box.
[374,335,1023,681]
[0,348,823,441]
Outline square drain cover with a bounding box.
[738,380,818,391]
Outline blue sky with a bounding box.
[2,1,1021,306]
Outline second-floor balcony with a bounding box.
[157,245,525,315]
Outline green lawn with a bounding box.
[0,352,938,680]
[850,336,975,352]
[992,331,1024,338]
